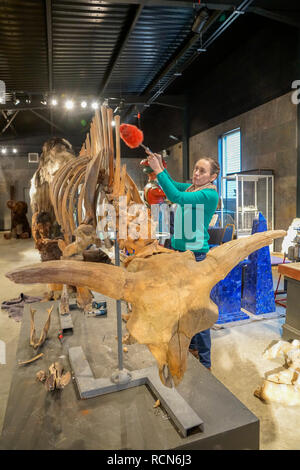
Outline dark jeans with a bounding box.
[171,247,211,368]
[190,251,211,369]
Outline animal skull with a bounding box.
[7,230,285,387]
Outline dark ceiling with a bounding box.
[0,0,300,146]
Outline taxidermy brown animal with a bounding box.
[6,229,285,388]
[4,200,31,239]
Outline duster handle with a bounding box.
[140,143,153,154]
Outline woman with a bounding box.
[147,151,220,370]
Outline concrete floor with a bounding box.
[0,235,299,450]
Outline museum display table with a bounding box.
[0,298,259,450]
[278,262,300,341]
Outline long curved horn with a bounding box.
[202,230,286,287]
[6,260,135,303]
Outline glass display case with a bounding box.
[220,173,274,238]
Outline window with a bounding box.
[220,128,241,198]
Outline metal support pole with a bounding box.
[266,176,269,229]
[46,0,54,135]
[271,176,274,230]
[241,176,244,232]
[114,236,123,372]
[220,196,223,227]
[182,96,189,182]
[236,175,239,237]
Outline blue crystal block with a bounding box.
[241,212,276,315]
[211,261,250,324]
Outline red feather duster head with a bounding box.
[120,124,144,149]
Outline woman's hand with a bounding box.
[146,149,164,174]
[154,153,164,170]
[147,153,163,175]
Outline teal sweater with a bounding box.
[157,169,219,253]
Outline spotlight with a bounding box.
[192,8,210,34]
[65,100,74,110]
[51,98,57,106]
[41,99,47,105]
[25,95,31,104]
[111,120,115,127]
[13,93,20,106]
[13,148,17,153]
[91,102,99,109]
[1,148,7,154]
[81,101,87,108]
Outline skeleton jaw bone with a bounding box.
[6,230,286,387]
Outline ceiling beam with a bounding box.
[45,0,53,93]
[99,4,143,95]
[1,111,19,135]
[144,0,254,106]
[45,0,54,135]
[0,104,47,111]
[0,95,154,110]
[1,111,18,135]
[105,94,184,105]
[121,0,253,123]
[142,9,223,98]
[248,6,300,29]
[61,0,238,10]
